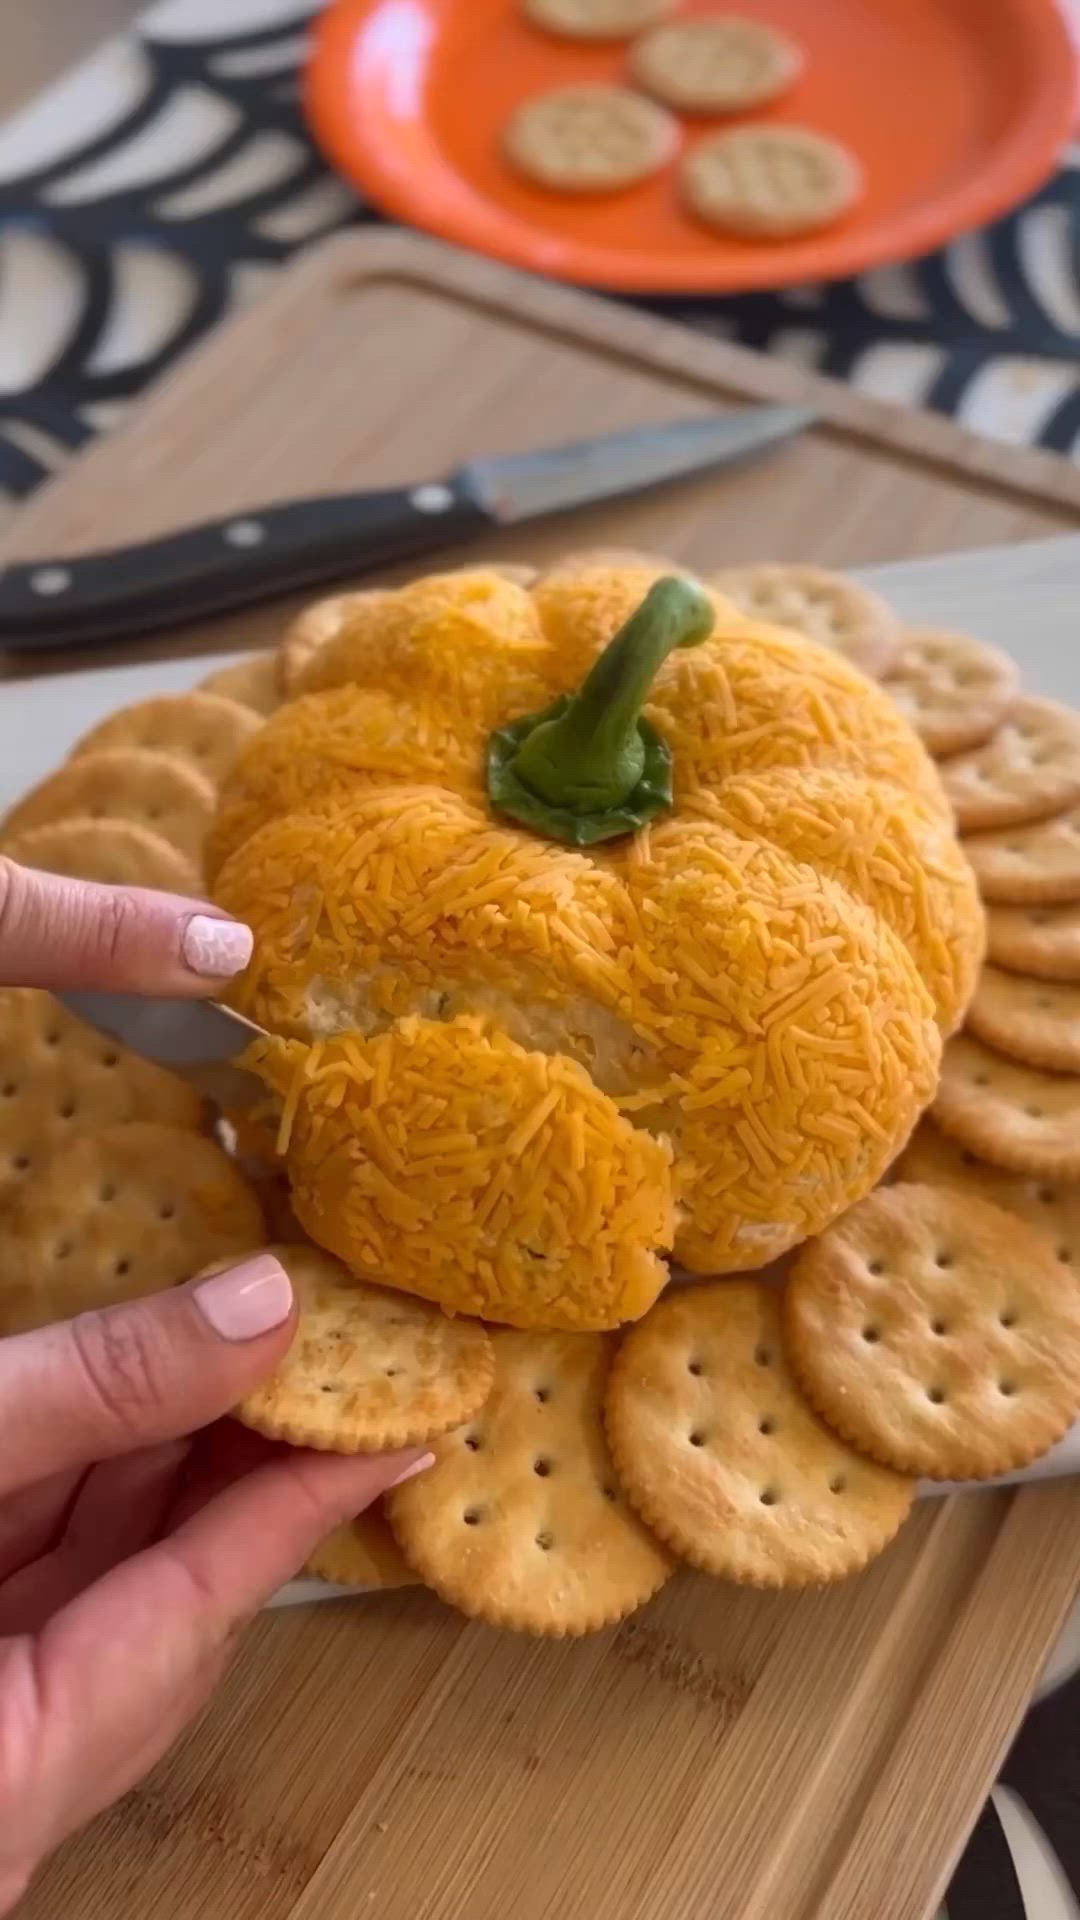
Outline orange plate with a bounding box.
[306,0,1076,294]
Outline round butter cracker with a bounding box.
[0,988,203,1201]
[70,692,261,787]
[630,17,802,115]
[884,628,1019,758]
[234,1246,495,1453]
[388,1329,673,1635]
[0,748,216,867]
[706,563,899,678]
[964,808,1080,906]
[504,85,678,194]
[785,1182,1080,1480]
[606,1281,913,1587]
[199,653,282,718]
[682,127,863,241]
[522,0,673,40]
[933,1032,1080,1178]
[941,697,1080,834]
[987,900,1080,981]
[968,965,1080,1073]
[2,817,201,896]
[898,1120,1080,1276]
[306,1503,420,1590]
[0,1121,264,1335]
[280,589,390,696]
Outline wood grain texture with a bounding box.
[9,231,1080,1920]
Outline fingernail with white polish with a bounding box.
[182,914,254,978]
[194,1254,293,1341]
[388,1453,436,1488]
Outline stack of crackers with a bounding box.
[5,553,1080,1635]
[0,659,291,1330]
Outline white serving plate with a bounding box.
[5,531,1080,1606]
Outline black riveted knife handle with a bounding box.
[0,474,493,651]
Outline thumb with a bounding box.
[0,857,252,995]
[0,1255,295,1497]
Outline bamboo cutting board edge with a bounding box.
[7,229,1080,1920]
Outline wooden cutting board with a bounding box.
[8,232,1080,1920]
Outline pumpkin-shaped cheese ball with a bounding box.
[215,567,983,1322]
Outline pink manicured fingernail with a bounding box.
[182,914,253,978]
[194,1254,293,1341]
[389,1453,435,1488]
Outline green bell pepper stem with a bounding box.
[508,576,714,813]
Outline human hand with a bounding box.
[0,861,428,1906]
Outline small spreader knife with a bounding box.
[59,991,270,1115]
[0,404,812,650]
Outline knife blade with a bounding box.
[0,405,813,650]
[59,990,271,1115]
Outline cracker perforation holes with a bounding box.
[999,1379,1018,1397]
[603,1485,616,1502]
[58,1101,77,1120]
[385,1366,401,1378]
[463,1508,482,1526]
[931,1318,948,1336]
[862,1324,881,1344]
[689,1430,705,1447]
[868,1260,884,1277]
[2,1082,16,1098]
[1000,1309,1018,1329]
[99,1183,116,1203]
[934,1251,953,1270]
[55,1240,73,1261]
[536,1531,554,1552]
[115,1257,131,1278]
[534,1386,551,1404]
[758,1416,776,1435]
[688,1359,704,1376]
[759,1488,779,1507]
[927,1385,947,1405]
[464,1433,481,1451]
[45,1031,60,1047]
[753,1344,772,1367]
[533,1457,552,1477]
[1057,1247,1072,1265]
[1025,1105,1044,1119]
[829,1475,846,1494]
[12,1154,30,1172]
[158,1202,175,1221]
[101,1052,119,1068]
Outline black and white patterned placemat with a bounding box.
[1,2,1079,1910]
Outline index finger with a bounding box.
[0,858,252,994]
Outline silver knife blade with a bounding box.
[467,405,814,524]
[59,991,270,1114]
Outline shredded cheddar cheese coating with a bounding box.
[213,565,983,1325]
[246,1018,674,1332]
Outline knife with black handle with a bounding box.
[0,406,812,650]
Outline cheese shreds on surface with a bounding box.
[294,570,556,726]
[209,564,973,1316]
[245,1018,674,1332]
[683,765,984,1036]
[205,685,484,882]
